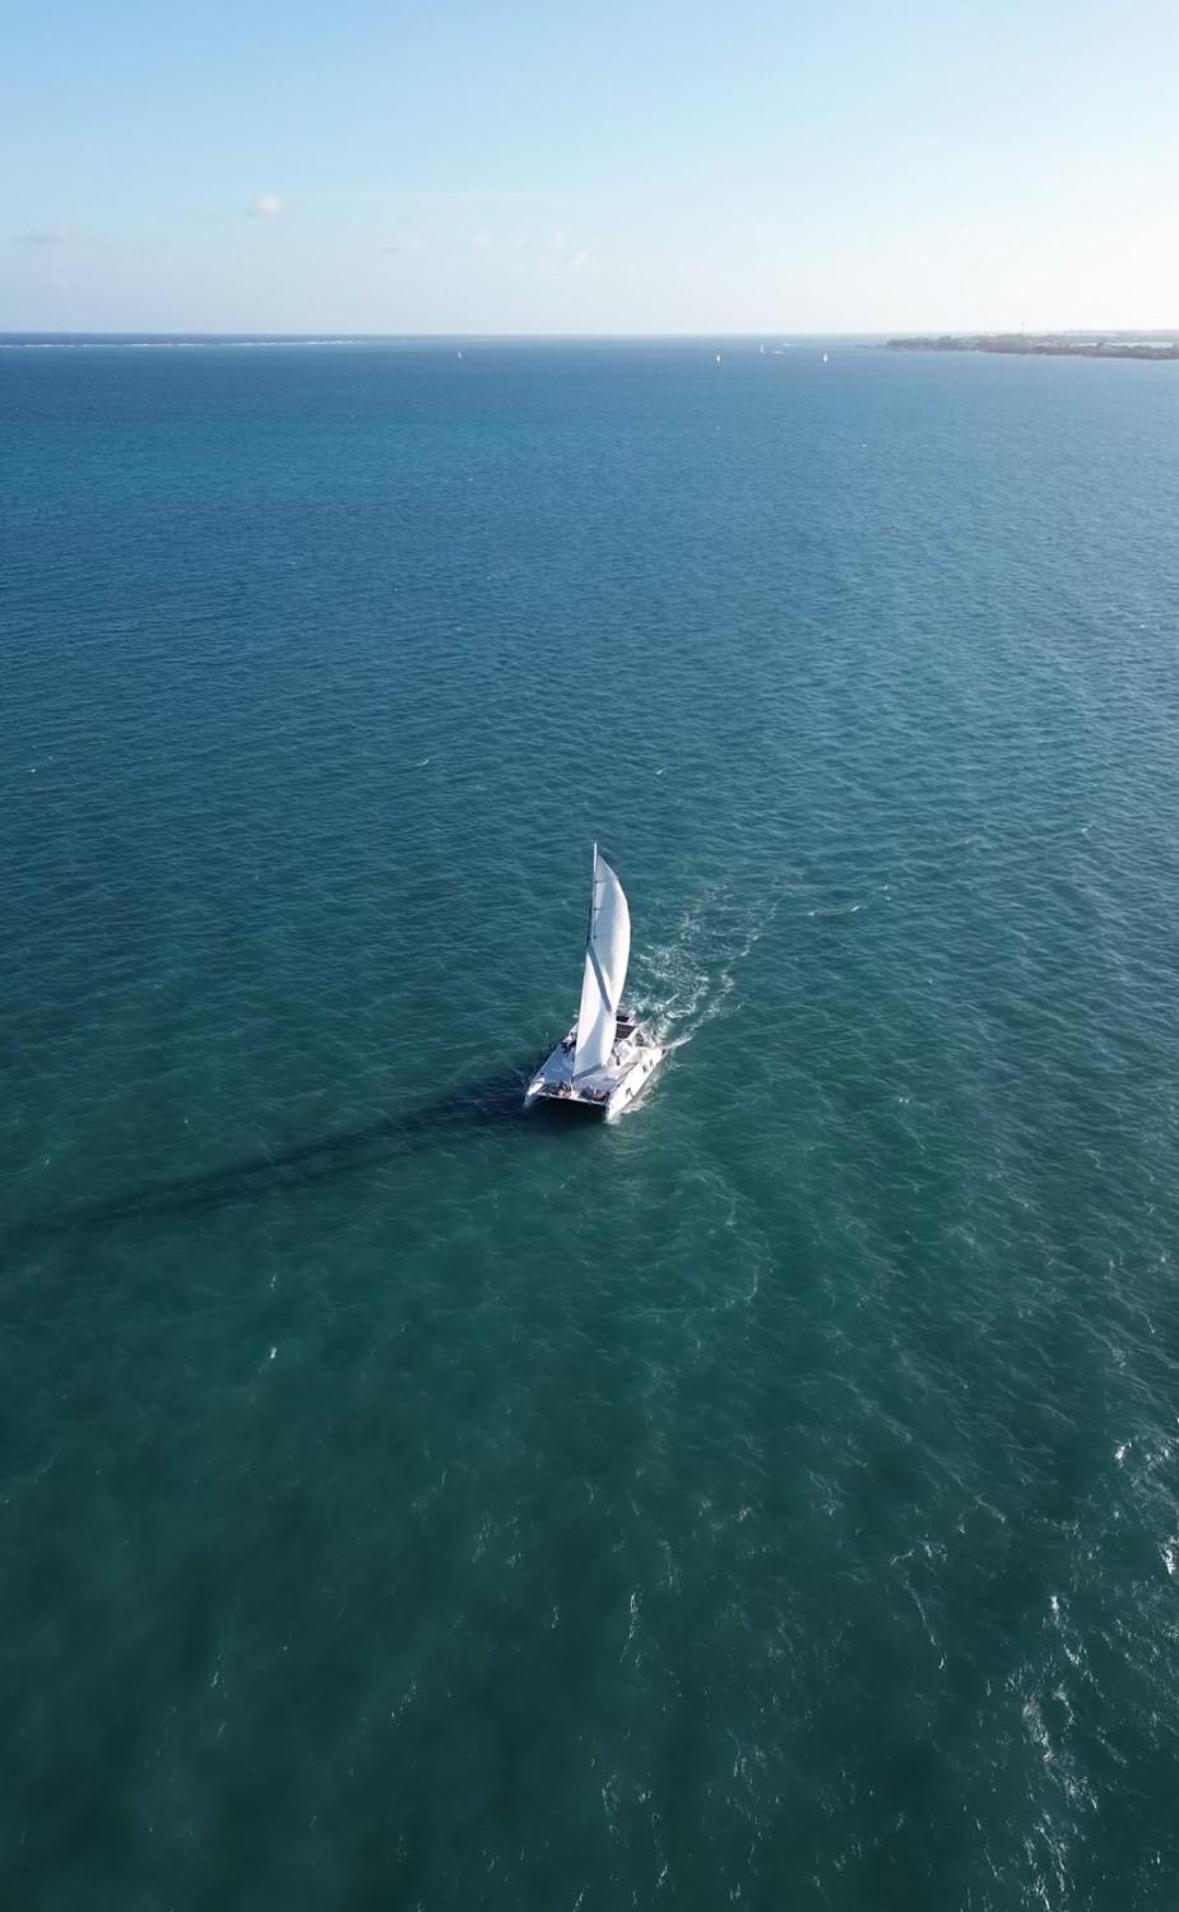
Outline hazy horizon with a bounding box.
[3,326,1177,342]
[3,0,1177,334]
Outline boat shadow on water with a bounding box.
[7,1058,593,1256]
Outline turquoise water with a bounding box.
[3,338,1179,1910]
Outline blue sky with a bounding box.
[2,0,1177,332]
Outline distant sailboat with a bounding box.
[524,846,664,1120]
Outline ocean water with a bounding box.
[2,336,1179,1912]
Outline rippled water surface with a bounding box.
[3,338,1179,1911]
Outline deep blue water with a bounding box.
[3,336,1179,1911]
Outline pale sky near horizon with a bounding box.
[2,0,1176,335]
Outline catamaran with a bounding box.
[524,845,665,1120]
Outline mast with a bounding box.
[586,840,600,956]
[571,844,631,1081]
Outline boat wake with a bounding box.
[629,880,787,1056]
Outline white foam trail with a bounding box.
[629,879,788,1055]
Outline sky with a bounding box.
[2,0,1177,334]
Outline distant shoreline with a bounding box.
[887,333,1179,362]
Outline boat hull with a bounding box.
[524,1025,664,1122]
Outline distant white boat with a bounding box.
[524,845,664,1120]
[821,351,830,364]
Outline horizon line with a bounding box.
[3,325,1176,341]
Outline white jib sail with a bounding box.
[572,845,631,1080]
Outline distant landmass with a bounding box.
[886,332,1179,362]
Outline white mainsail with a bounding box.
[571,845,631,1080]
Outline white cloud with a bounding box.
[249,194,285,218]
[472,229,493,250]
[568,249,592,275]
[15,226,73,246]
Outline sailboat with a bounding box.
[524,845,665,1120]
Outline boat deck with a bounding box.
[527,1014,650,1109]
